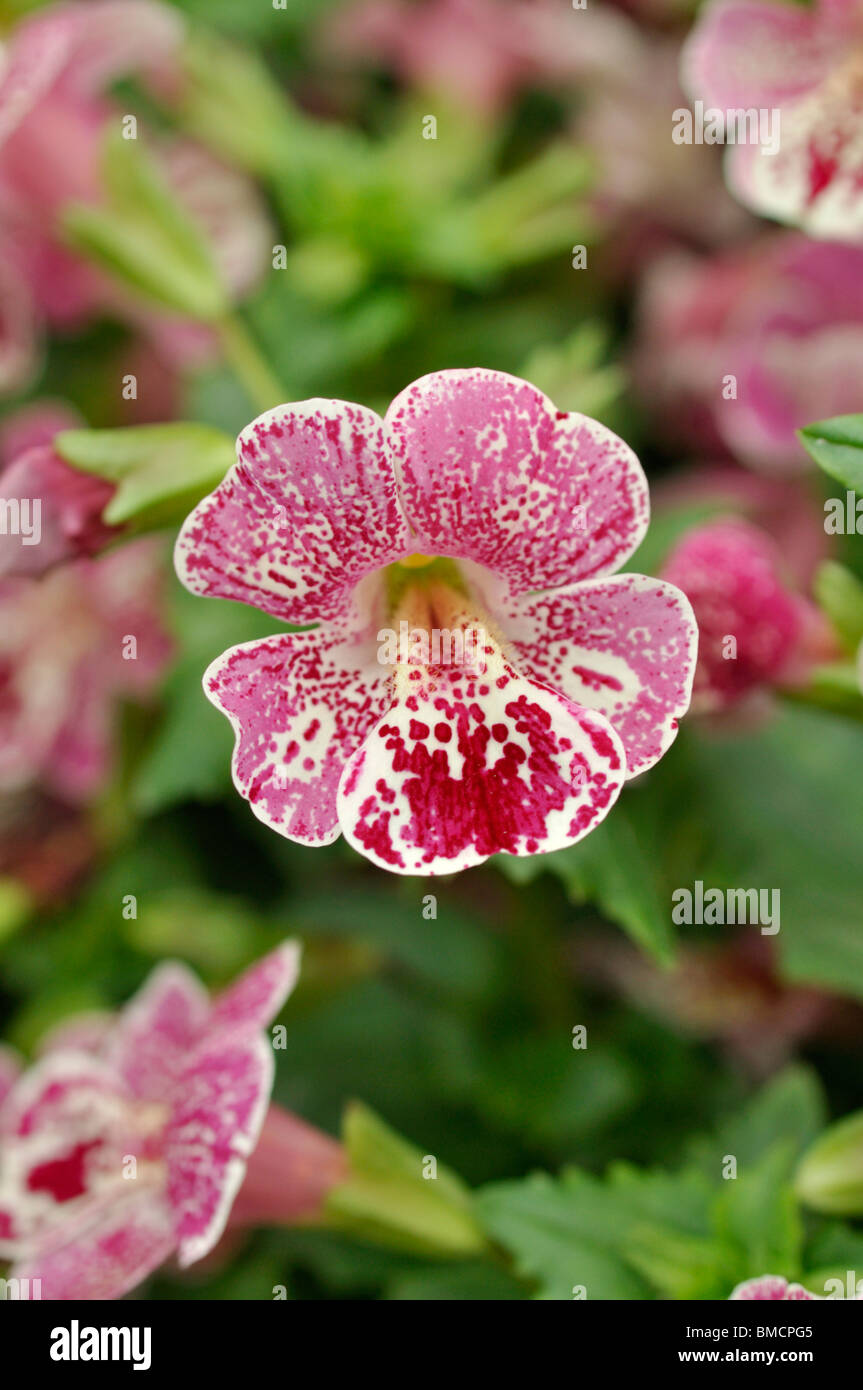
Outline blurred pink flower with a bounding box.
[0,540,172,801]
[176,369,697,875]
[651,465,830,588]
[633,235,863,472]
[0,0,270,389]
[661,520,827,710]
[578,932,837,1079]
[730,1275,818,1300]
[683,0,863,240]
[0,400,117,579]
[0,942,346,1300]
[321,0,619,116]
[576,28,753,259]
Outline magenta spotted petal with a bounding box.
[107,962,210,1101]
[682,0,847,112]
[13,1190,176,1303]
[0,1052,131,1255]
[166,1033,274,1267]
[729,81,863,241]
[176,400,412,627]
[504,575,698,778]
[204,631,392,844]
[730,1275,818,1300]
[338,658,626,875]
[210,941,301,1034]
[387,370,650,593]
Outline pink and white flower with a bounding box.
[730,1275,818,1300]
[682,0,863,240]
[0,942,346,1300]
[0,540,172,800]
[661,520,826,710]
[176,369,698,876]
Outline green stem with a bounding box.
[216,314,285,415]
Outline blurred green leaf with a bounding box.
[327,1102,487,1259]
[56,422,233,527]
[814,562,863,654]
[64,130,228,321]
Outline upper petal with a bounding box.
[175,400,412,626]
[204,628,392,845]
[108,962,210,1102]
[165,1032,274,1268]
[209,941,301,1036]
[386,369,649,594]
[682,0,846,112]
[337,656,626,875]
[505,574,698,779]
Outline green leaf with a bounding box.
[814,561,863,653]
[712,1144,803,1279]
[499,799,676,966]
[691,1067,826,1174]
[476,1171,652,1299]
[796,1111,863,1215]
[55,422,234,527]
[799,413,863,491]
[326,1102,488,1259]
[387,1261,526,1301]
[679,710,863,998]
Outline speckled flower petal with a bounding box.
[175,400,411,626]
[204,629,391,845]
[337,657,626,875]
[730,1275,818,1300]
[727,80,863,241]
[109,963,210,1102]
[386,369,649,594]
[166,1033,274,1267]
[682,0,846,112]
[210,941,301,1035]
[504,575,698,779]
[12,1189,175,1301]
[0,1052,128,1254]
